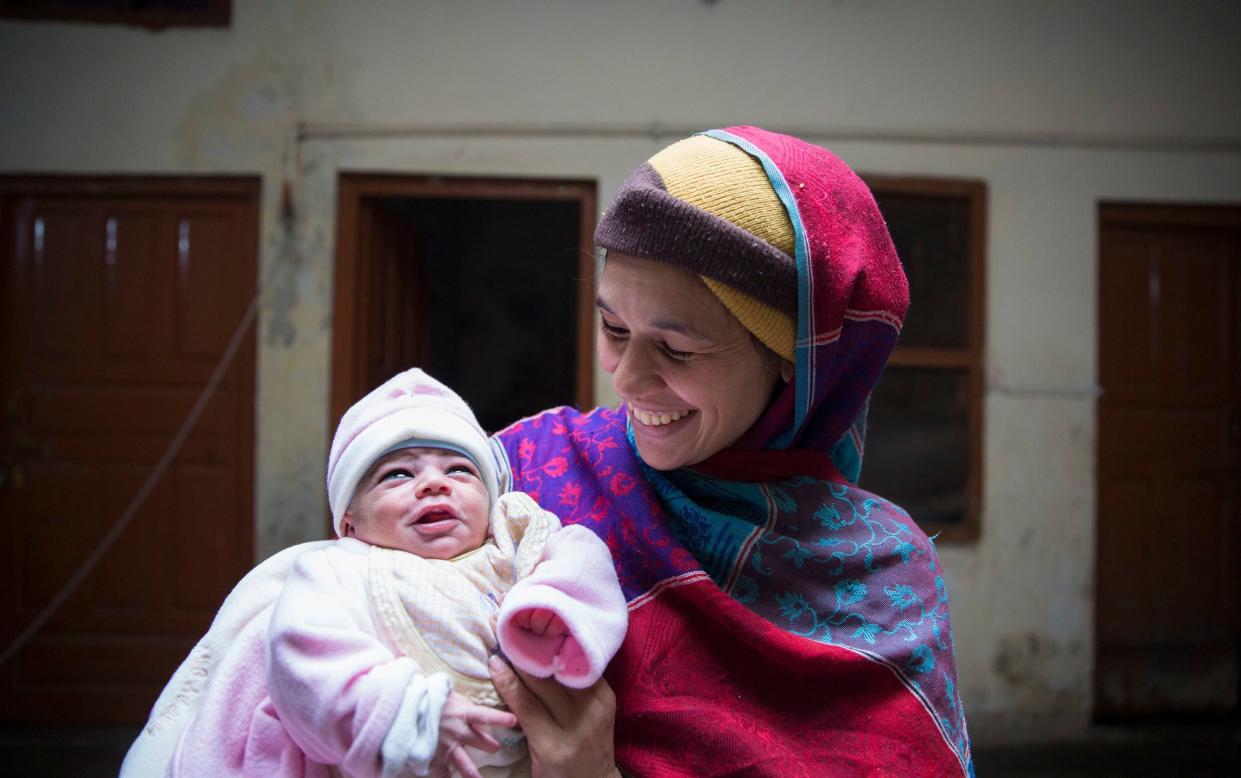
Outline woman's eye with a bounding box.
[600,321,629,340]
[660,343,693,361]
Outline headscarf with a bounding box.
[494,127,971,776]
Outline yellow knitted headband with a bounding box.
[599,135,796,362]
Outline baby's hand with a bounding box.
[432,692,518,778]
[511,607,568,638]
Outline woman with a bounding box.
[488,126,972,777]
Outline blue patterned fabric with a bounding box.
[646,456,969,762]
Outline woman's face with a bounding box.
[596,253,783,471]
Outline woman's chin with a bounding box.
[633,432,696,471]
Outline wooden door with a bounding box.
[1096,203,1241,717]
[0,177,258,724]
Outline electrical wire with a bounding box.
[0,292,260,668]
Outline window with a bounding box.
[860,177,986,542]
[0,0,230,29]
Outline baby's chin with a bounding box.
[358,534,474,560]
[405,544,468,560]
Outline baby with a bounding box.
[167,368,628,778]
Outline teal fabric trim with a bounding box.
[625,415,764,587]
[701,128,812,449]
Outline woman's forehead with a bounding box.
[597,254,738,336]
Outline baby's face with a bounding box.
[343,447,489,559]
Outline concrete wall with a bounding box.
[3,0,1239,742]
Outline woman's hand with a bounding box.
[489,655,620,778]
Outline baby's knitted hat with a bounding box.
[326,368,501,536]
[594,132,796,361]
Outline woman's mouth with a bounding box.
[629,405,695,428]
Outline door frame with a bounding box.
[330,173,598,430]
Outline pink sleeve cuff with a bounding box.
[496,593,598,687]
[494,526,627,688]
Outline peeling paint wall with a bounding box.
[2,0,1239,744]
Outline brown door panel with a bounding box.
[0,177,258,724]
[1095,204,1241,718]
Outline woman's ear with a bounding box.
[780,360,794,383]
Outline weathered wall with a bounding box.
[2,0,1240,742]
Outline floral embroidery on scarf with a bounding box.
[651,462,969,765]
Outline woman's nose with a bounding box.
[611,343,662,398]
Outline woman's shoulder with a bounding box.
[759,475,943,589]
[493,404,621,440]
[493,405,625,467]
[490,405,638,513]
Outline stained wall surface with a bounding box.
[2,0,1240,740]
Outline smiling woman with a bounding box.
[490,126,973,777]
[595,254,784,471]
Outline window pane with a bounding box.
[872,192,972,349]
[862,366,969,526]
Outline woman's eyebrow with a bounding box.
[650,318,710,340]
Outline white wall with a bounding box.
[3,0,1240,742]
